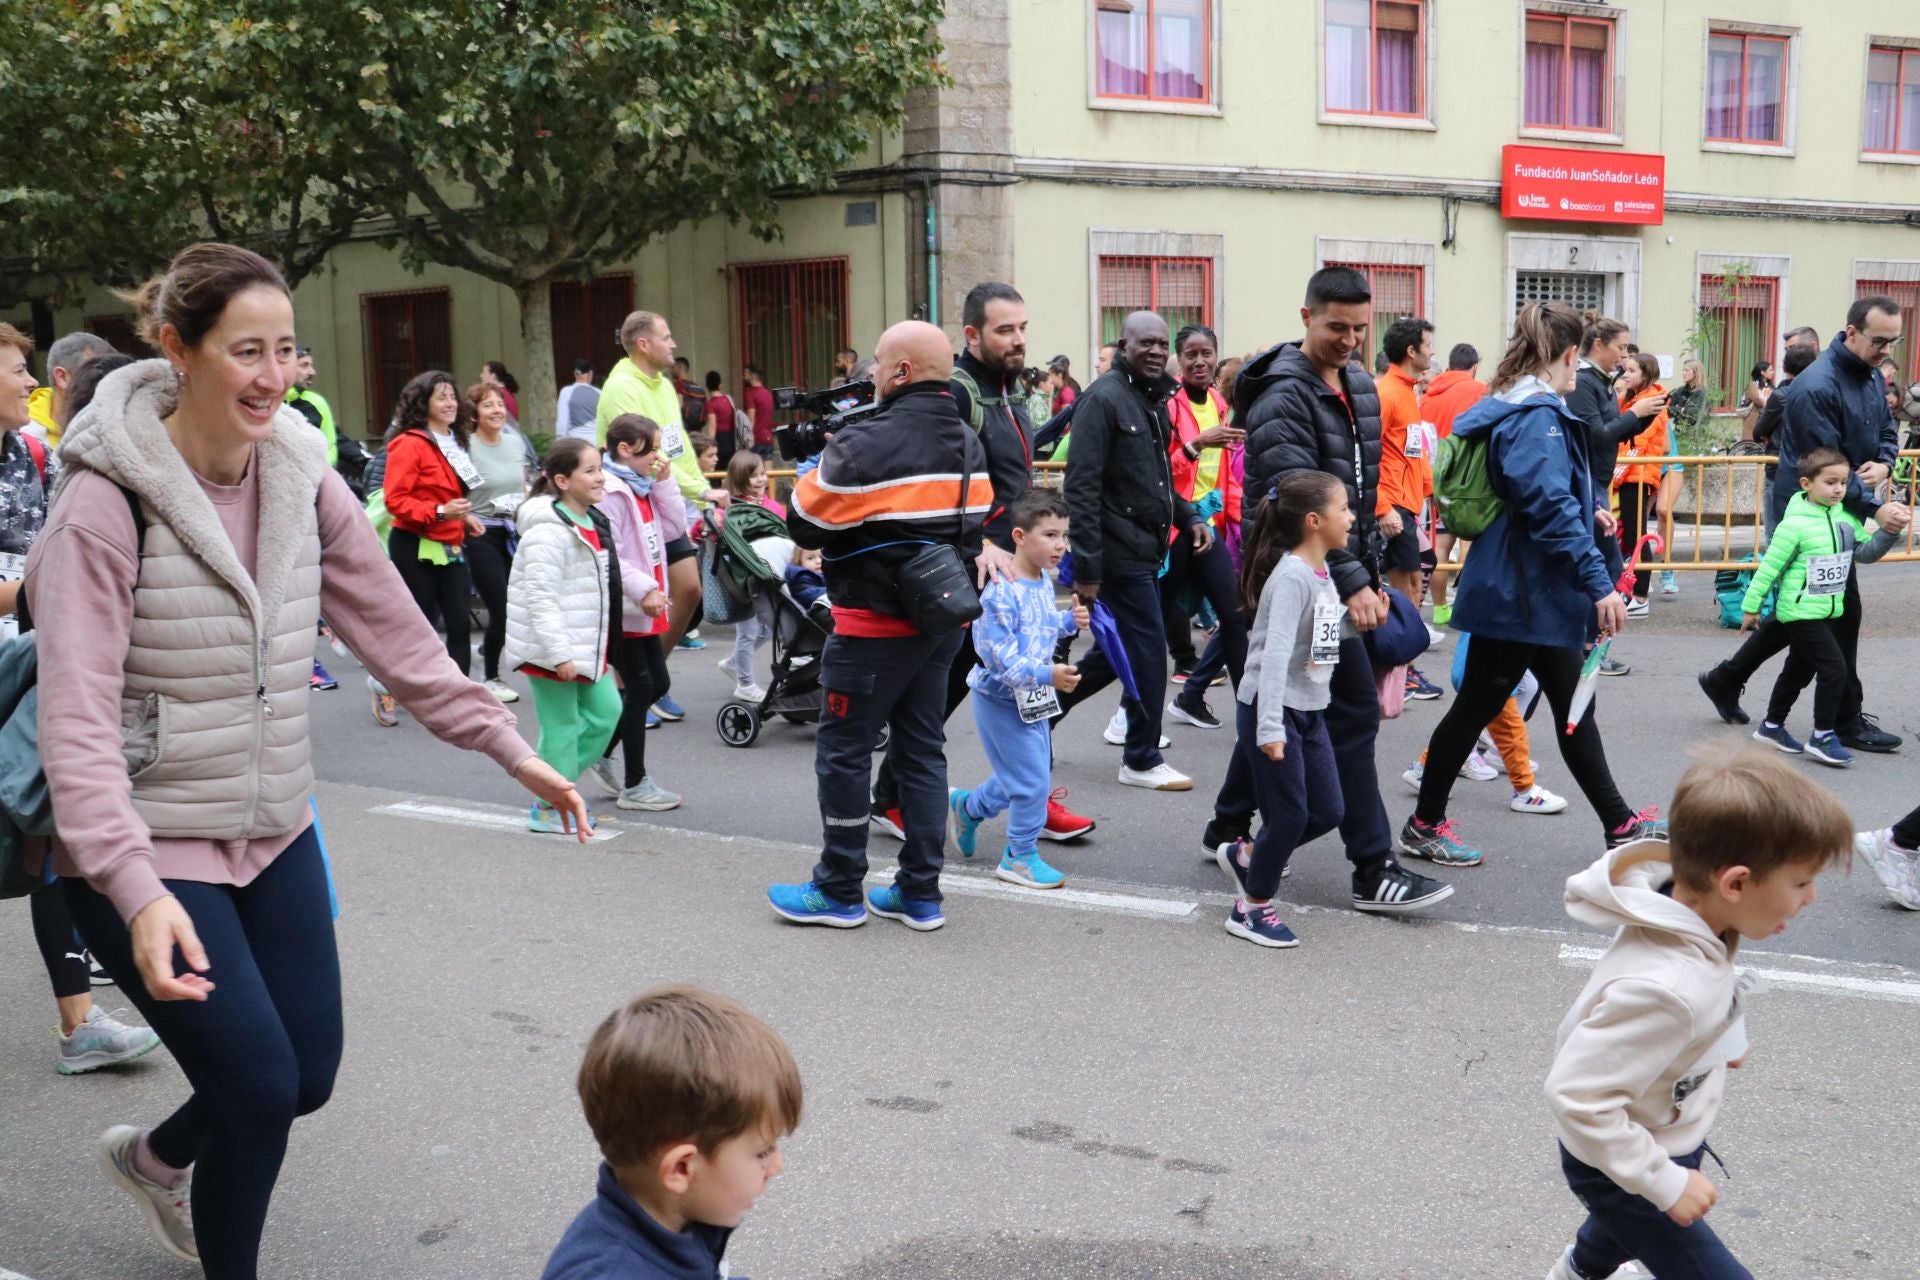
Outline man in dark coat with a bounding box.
[1214,266,1454,917]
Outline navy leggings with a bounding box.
[64,826,343,1280]
[1236,701,1342,897]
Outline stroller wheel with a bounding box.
[716,701,761,748]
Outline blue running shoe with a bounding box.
[676,633,706,651]
[528,802,568,834]
[309,661,339,691]
[1752,723,1804,755]
[997,848,1065,889]
[949,788,981,858]
[1225,900,1300,948]
[1213,838,1251,894]
[767,882,867,928]
[865,885,945,931]
[645,709,661,730]
[1397,816,1484,867]
[651,694,686,722]
[1404,667,1444,701]
[1806,732,1854,768]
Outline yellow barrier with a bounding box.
[725,451,1920,571]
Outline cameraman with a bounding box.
[767,321,993,932]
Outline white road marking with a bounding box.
[1558,944,1920,1006]
[1,1267,41,1280]
[372,801,622,843]
[864,869,1197,918]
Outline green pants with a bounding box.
[527,673,622,783]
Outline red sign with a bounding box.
[1500,144,1665,226]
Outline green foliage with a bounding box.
[1676,260,1753,452]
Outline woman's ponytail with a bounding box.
[1490,302,1586,394]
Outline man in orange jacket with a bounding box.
[1376,319,1441,696]
[1420,343,1486,625]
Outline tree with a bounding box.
[9,1,948,429]
[0,1,377,302]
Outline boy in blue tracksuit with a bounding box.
[950,490,1091,889]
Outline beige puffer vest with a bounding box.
[55,360,329,839]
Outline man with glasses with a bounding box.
[1699,296,1907,752]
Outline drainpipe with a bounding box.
[922,173,940,328]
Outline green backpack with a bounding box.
[1432,433,1504,540]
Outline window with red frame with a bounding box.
[1699,275,1778,412]
[1094,0,1211,105]
[548,273,633,394]
[729,258,849,396]
[1864,45,1920,155]
[1524,12,1613,131]
[1706,31,1789,145]
[1326,262,1424,370]
[1097,256,1213,346]
[1325,0,1425,117]
[1857,281,1920,392]
[362,288,452,433]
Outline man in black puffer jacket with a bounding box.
[1210,266,1453,917]
[1058,310,1211,792]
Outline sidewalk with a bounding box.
[0,781,1913,1278]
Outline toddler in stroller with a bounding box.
[704,505,836,747]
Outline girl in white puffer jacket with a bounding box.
[503,440,623,832]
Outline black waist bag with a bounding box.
[895,454,981,637]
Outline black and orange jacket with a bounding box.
[787,380,992,619]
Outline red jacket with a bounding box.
[1420,369,1486,440]
[1166,385,1242,530]
[384,428,470,546]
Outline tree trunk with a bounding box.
[515,279,557,447]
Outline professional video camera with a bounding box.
[771,379,879,461]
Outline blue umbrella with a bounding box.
[1087,600,1141,703]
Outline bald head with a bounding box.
[1118,310,1171,380]
[872,320,954,399]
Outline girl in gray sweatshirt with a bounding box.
[1216,472,1353,949]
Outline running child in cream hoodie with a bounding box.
[1544,749,1854,1280]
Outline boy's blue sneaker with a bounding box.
[645,709,661,730]
[1213,838,1251,894]
[865,885,945,931]
[676,633,706,650]
[1225,900,1300,949]
[997,848,1066,890]
[651,695,686,722]
[1806,731,1854,768]
[767,882,867,928]
[1752,722,1804,755]
[949,788,981,858]
[528,802,568,834]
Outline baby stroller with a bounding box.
[703,506,852,748]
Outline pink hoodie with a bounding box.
[28,464,535,924]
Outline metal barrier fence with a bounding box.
[736,450,1920,572]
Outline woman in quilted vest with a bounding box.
[503,439,626,833]
[27,243,590,1279]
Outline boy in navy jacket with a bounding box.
[544,988,802,1280]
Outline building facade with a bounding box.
[9,0,1919,438]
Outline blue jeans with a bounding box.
[1055,566,1169,770]
[1560,1143,1751,1280]
[966,690,1053,856]
[64,826,343,1280]
[1235,700,1343,898]
[811,629,964,904]
[1213,634,1393,876]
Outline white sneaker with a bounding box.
[718,655,743,683]
[1624,597,1650,619]
[1511,784,1569,815]
[588,757,622,797]
[1426,624,1449,646]
[484,678,520,704]
[1401,764,1424,793]
[616,777,682,811]
[55,1007,161,1075]
[1118,762,1193,791]
[98,1125,197,1262]
[1102,707,1170,748]
[1459,748,1500,782]
[1480,743,1537,774]
[1854,828,1920,910]
[734,682,767,703]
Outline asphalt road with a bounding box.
[2,561,1917,1279]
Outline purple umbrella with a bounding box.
[1087,600,1141,703]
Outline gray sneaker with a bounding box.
[1854,829,1920,910]
[588,756,623,797]
[616,777,682,811]
[57,1007,161,1075]
[97,1125,197,1262]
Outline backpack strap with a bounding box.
[21,433,46,487]
[948,367,994,436]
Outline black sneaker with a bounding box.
[1697,667,1750,725]
[1352,861,1455,915]
[1166,696,1221,730]
[1839,712,1902,754]
[1199,816,1250,860]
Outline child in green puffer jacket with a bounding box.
[1739,447,1903,766]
